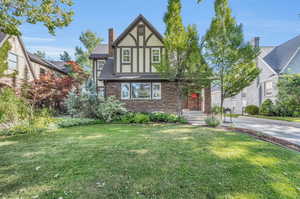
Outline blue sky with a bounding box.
[21,0,300,59]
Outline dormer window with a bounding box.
[151,48,161,64]
[122,48,131,63]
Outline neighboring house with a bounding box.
[0,32,36,88]
[212,35,300,114]
[90,15,211,113]
[0,32,68,89]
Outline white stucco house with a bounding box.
[212,35,300,114]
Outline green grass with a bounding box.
[247,115,300,122]
[1,124,299,199]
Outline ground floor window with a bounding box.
[264,81,273,96]
[121,82,161,100]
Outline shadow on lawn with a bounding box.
[0,125,299,199]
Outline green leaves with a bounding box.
[204,0,260,100]
[0,0,74,36]
[75,30,103,70]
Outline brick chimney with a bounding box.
[108,28,115,57]
[252,37,260,48]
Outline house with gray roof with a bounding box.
[0,32,68,89]
[211,35,300,114]
[90,15,211,113]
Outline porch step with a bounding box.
[182,110,208,126]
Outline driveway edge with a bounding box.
[221,126,300,152]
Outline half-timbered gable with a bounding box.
[113,15,164,74]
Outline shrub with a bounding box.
[211,106,224,115]
[56,117,102,128]
[245,105,259,115]
[259,99,275,116]
[64,79,100,118]
[133,113,150,124]
[1,108,55,135]
[96,97,127,122]
[0,88,30,125]
[205,116,220,127]
[149,112,187,123]
[276,74,300,117]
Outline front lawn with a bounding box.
[1,124,299,199]
[247,115,300,123]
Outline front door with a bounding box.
[187,93,201,111]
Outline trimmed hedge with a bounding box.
[245,105,259,115]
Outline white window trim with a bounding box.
[152,83,161,100]
[264,81,273,97]
[121,82,162,100]
[151,48,161,64]
[121,83,131,100]
[131,83,152,100]
[122,48,131,64]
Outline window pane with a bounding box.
[131,83,151,99]
[121,83,130,99]
[8,53,17,69]
[122,49,131,63]
[152,49,160,63]
[152,83,161,99]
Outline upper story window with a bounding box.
[40,68,46,76]
[8,52,18,70]
[138,25,145,35]
[151,48,161,64]
[97,60,105,71]
[264,81,273,96]
[122,48,131,64]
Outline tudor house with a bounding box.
[90,15,211,113]
[0,32,68,89]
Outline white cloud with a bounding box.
[23,36,56,42]
[27,45,75,59]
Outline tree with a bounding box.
[75,30,103,70]
[204,0,260,119]
[60,51,72,62]
[34,51,46,59]
[21,61,88,111]
[156,0,211,115]
[0,0,74,36]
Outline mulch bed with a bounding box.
[221,126,300,152]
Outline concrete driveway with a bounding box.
[224,116,300,146]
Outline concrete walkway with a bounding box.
[224,116,300,146]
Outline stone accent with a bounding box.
[105,81,179,113]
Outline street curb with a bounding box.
[221,126,300,152]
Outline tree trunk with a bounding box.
[176,81,183,116]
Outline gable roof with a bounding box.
[112,14,164,47]
[264,35,300,73]
[27,52,68,75]
[89,44,109,59]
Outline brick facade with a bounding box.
[105,81,211,114]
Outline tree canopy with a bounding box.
[204,0,260,117]
[75,30,103,70]
[0,0,74,36]
[60,51,72,62]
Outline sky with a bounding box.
[20,0,300,60]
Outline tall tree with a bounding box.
[156,0,211,115]
[34,51,46,59]
[204,0,260,119]
[75,30,103,70]
[60,51,72,62]
[0,0,74,36]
